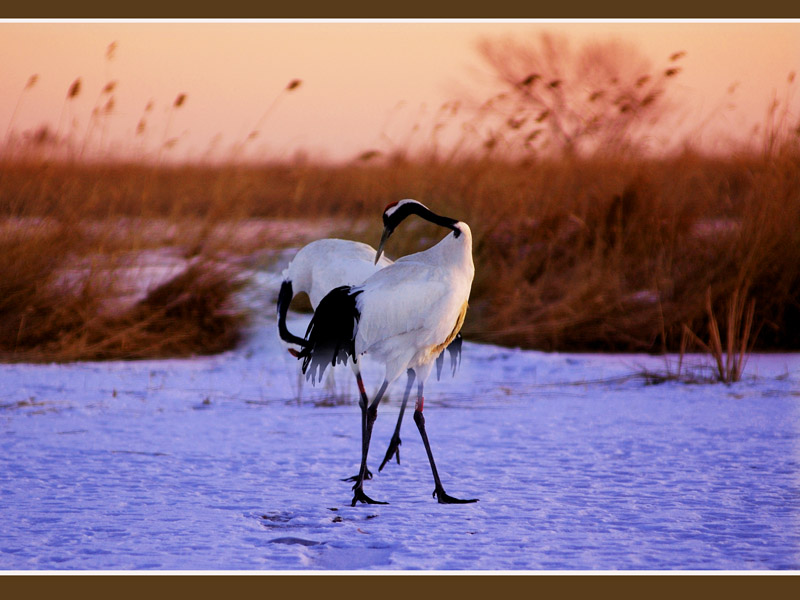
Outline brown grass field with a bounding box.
[1,143,798,364]
[2,48,799,366]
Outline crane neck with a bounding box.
[429,221,474,274]
[384,200,461,236]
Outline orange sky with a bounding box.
[1,21,798,162]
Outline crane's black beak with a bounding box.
[375,227,391,264]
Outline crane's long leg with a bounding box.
[351,378,389,506]
[413,381,478,504]
[379,369,415,472]
[341,369,375,482]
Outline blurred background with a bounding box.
[2,21,798,162]
[1,20,798,374]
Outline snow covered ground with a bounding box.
[1,253,799,571]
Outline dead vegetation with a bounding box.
[1,40,798,364]
[0,233,245,363]
[1,147,798,363]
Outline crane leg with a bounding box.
[351,378,389,506]
[379,369,415,472]
[413,382,478,504]
[342,372,374,482]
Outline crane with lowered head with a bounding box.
[298,200,477,505]
[276,236,462,480]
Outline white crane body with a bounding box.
[297,200,477,505]
[282,238,392,308]
[354,225,473,384]
[277,235,463,487]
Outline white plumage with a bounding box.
[354,224,473,384]
[276,238,392,351]
[276,235,462,482]
[298,199,477,506]
[281,238,393,309]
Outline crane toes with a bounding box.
[378,435,402,472]
[351,487,388,506]
[341,468,373,482]
[433,487,479,504]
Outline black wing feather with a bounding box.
[297,285,362,384]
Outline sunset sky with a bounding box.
[1,20,798,162]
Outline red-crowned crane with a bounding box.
[298,200,477,506]
[276,237,462,480]
[277,238,393,349]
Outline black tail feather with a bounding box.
[297,285,362,384]
[436,332,463,381]
[277,280,308,347]
[447,332,463,376]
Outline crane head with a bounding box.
[376,199,425,263]
[376,199,461,264]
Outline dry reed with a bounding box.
[1,53,798,365]
[2,148,799,362]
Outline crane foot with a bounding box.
[433,487,478,504]
[351,487,388,506]
[341,468,372,482]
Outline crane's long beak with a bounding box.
[375,227,390,264]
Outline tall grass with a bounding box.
[677,287,757,383]
[0,204,247,362]
[1,59,798,363]
[2,148,798,362]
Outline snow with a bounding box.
[1,252,799,572]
